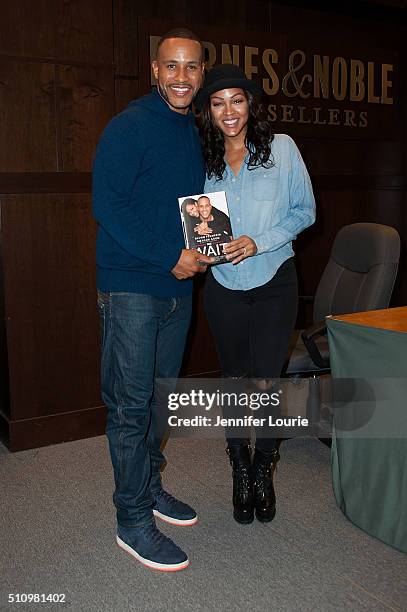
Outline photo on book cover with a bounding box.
[178,191,233,264]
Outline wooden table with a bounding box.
[330,305,407,333]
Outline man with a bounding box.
[197,196,232,237]
[92,29,212,572]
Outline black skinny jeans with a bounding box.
[203,257,298,451]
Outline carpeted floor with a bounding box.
[0,436,406,612]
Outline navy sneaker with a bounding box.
[117,522,189,572]
[152,489,198,526]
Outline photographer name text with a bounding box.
[168,415,308,427]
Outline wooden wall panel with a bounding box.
[134,0,270,29]
[298,139,403,177]
[114,0,139,75]
[295,190,365,299]
[135,0,187,21]
[1,195,100,419]
[0,1,113,63]
[55,0,113,64]
[295,186,406,308]
[0,207,10,419]
[58,65,114,171]
[114,78,139,114]
[186,0,270,29]
[361,189,405,227]
[0,61,57,171]
[361,190,406,304]
[0,173,92,194]
[181,279,220,376]
[0,1,57,58]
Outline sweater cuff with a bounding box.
[161,242,184,273]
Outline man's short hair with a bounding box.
[156,28,203,60]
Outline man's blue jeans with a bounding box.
[97,291,192,527]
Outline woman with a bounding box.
[195,64,316,524]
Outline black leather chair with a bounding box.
[285,222,400,435]
[287,222,400,376]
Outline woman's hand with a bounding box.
[223,235,257,265]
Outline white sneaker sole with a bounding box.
[153,509,198,526]
[116,536,189,572]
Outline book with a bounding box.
[178,191,233,264]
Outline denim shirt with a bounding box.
[204,134,316,290]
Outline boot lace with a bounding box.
[154,489,178,510]
[141,523,172,550]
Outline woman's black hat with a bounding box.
[195,64,262,111]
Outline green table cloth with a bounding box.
[327,316,407,554]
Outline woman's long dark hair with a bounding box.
[199,90,274,180]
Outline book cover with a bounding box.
[178,191,233,264]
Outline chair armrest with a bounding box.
[301,321,330,369]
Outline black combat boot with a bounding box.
[253,447,280,522]
[226,444,254,524]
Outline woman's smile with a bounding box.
[210,88,249,139]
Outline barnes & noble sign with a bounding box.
[149,34,397,132]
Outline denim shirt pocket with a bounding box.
[251,169,279,203]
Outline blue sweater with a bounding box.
[92,88,205,297]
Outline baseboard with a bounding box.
[0,405,107,452]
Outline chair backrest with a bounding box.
[313,223,400,323]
